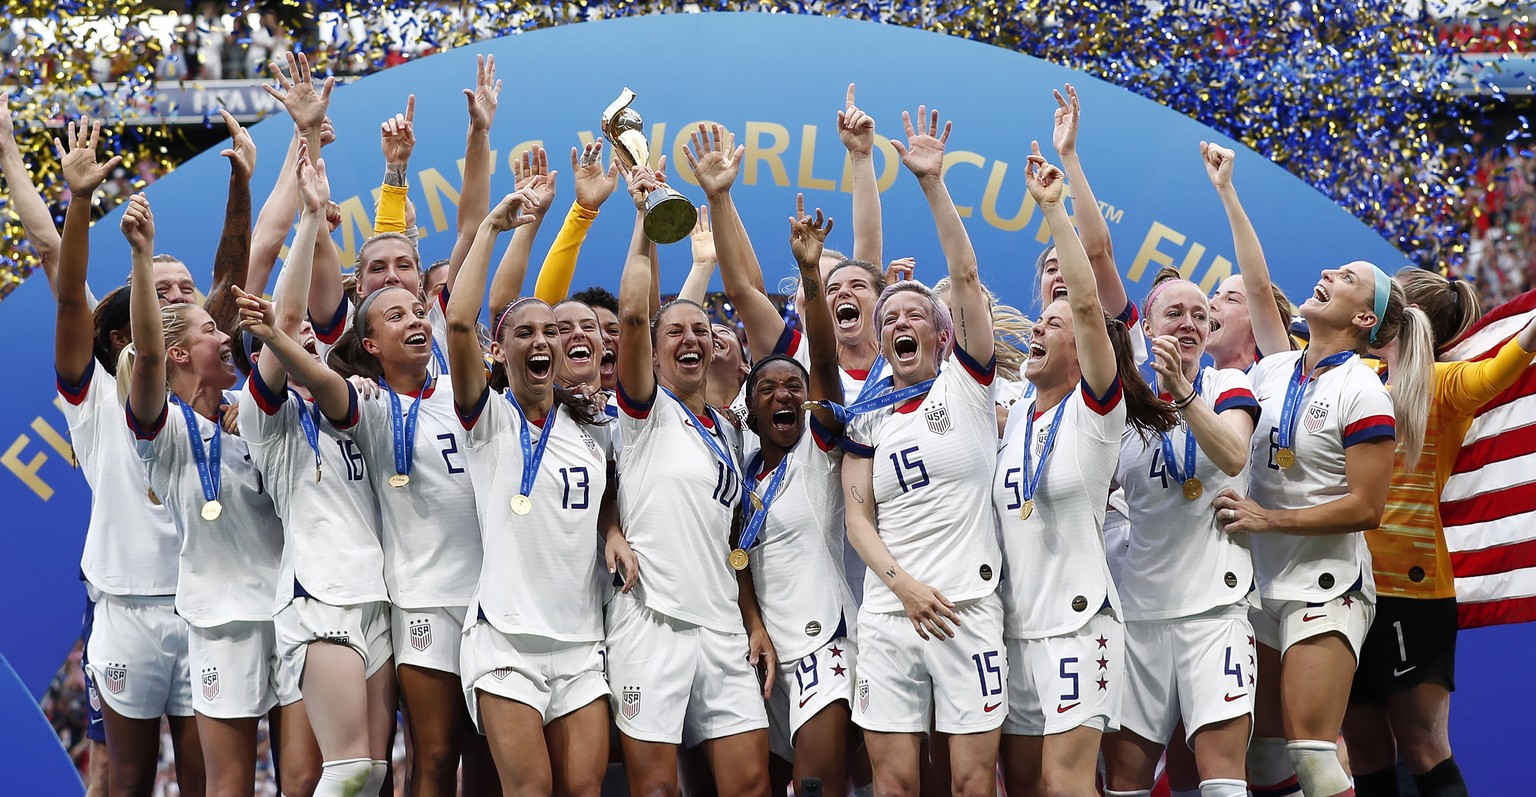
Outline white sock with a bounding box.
[1287,740,1353,797]
[314,757,373,797]
[1248,736,1297,788]
[363,760,388,796]
[1199,778,1249,797]
[1105,791,1152,797]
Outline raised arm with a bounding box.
[204,110,257,375]
[446,54,501,292]
[1028,151,1115,394]
[54,119,123,384]
[0,104,62,290]
[255,141,329,394]
[374,95,415,234]
[677,205,715,305]
[124,195,167,428]
[839,83,883,266]
[687,123,786,357]
[246,127,302,297]
[616,169,660,405]
[447,188,542,412]
[893,107,993,364]
[531,141,618,304]
[790,198,845,434]
[1203,142,1291,357]
[487,147,558,313]
[261,51,333,157]
[1052,85,1127,316]
[1149,340,1254,477]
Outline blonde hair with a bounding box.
[1395,267,1481,351]
[113,304,203,400]
[1369,281,1433,470]
[932,276,1031,381]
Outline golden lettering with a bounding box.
[418,168,461,234]
[980,160,1035,232]
[797,125,837,192]
[3,434,52,501]
[940,151,985,218]
[1128,221,1186,281]
[1197,255,1233,293]
[335,195,376,266]
[744,122,791,187]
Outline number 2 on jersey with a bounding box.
[889,446,930,493]
[437,433,466,474]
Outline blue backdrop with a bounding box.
[1,11,1518,792]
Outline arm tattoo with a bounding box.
[803,274,822,302]
[384,163,407,188]
[851,485,865,504]
[884,565,896,580]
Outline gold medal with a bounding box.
[1275,447,1296,469]
[729,548,750,570]
[389,473,411,488]
[1020,498,1035,521]
[315,465,323,484]
[1182,477,1204,501]
[510,494,533,515]
[801,401,819,411]
[146,487,161,506]
[748,490,764,512]
[201,500,223,521]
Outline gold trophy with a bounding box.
[602,88,697,244]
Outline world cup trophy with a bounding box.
[602,88,698,244]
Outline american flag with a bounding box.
[1441,288,1536,628]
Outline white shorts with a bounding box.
[461,621,609,732]
[767,636,856,760]
[1121,603,1255,744]
[604,590,769,747]
[1251,590,1374,659]
[392,605,467,675]
[1003,610,1122,737]
[854,593,1007,735]
[275,598,394,689]
[188,620,285,719]
[83,595,194,719]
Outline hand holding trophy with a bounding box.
[602,88,698,244]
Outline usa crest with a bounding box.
[87,682,101,711]
[621,686,642,720]
[581,432,601,459]
[409,618,433,651]
[201,668,220,701]
[925,404,951,435]
[492,667,512,681]
[104,664,126,695]
[857,678,870,712]
[1303,400,1330,434]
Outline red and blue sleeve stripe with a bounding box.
[322,381,361,430]
[311,297,350,345]
[1343,414,1395,447]
[456,386,491,430]
[1213,387,1259,418]
[1116,301,1139,326]
[809,414,841,452]
[839,435,875,458]
[437,286,451,313]
[56,360,96,407]
[124,400,167,441]
[1081,376,1124,416]
[953,345,996,386]
[616,380,654,419]
[773,326,802,357]
[246,367,287,416]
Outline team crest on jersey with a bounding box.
[857,678,869,712]
[409,618,433,651]
[87,681,101,711]
[491,667,512,681]
[1303,400,1330,434]
[925,404,951,435]
[201,668,220,701]
[581,432,601,459]
[621,686,642,720]
[104,664,126,695]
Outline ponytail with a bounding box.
[1106,313,1179,440]
[114,344,136,405]
[1369,279,1432,470]
[1395,267,1483,351]
[325,289,389,380]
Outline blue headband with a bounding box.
[1370,264,1391,344]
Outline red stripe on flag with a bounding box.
[1441,480,1536,527]
[1447,287,1536,352]
[1458,595,1536,628]
[1454,425,1536,473]
[1470,366,1536,416]
[1450,539,1536,578]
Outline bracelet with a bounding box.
[1173,391,1198,410]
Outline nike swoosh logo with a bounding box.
[1056,702,1080,714]
[984,702,1001,713]
[1224,693,1248,702]
[799,693,817,708]
[1394,666,1417,677]
[1301,613,1326,622]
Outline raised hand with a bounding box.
[263,51,334,132]
[0,103,14,151]
[685,123,743,199]
[325,201,342,232]
[788,193,834,267]
[120,193,155,253]
[885,256,916,285]
[1202,140,1234,189]
[54,117,123,194]
[1051,83,1081,157]
[1025,141,1065,207]
[464,54,501,133]
[484,186,543,232]
[1149,336,1193,400]
[319,117,336,148]
[512,145,558,218]
[218,108,256,180]
[572,140,619,212]
[837,83,876,157]
[380,94,415,166]
[619,162,660,213]
[233,285,278,341]
[295,139,330,215]
[892,105,951,182]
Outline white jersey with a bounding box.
[313,290,451,380]
[1116,367,1259,620]
[843,350,1002,615]
[240,372,386,610]
[130,394,284,628]
[1248,351,1395,603]
[341,376,481,609]
[994,380,1126,639]
[745,424,855,661]
[58,359,180,597]
[616,382,745,633]
[461,389,614,642]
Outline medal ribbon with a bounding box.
[659,385,740,485]
[505,391,558,500]
[1277,350,1355,453]
[1158,369,1203,486]
[381,376,426,480]
[1020,397,1068,508]
[853,354,888,402]
[288,388,324,478]
[811,372,937,425]
[739,449,792,553]
[175,397,221,505]
[430,337,448,375]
